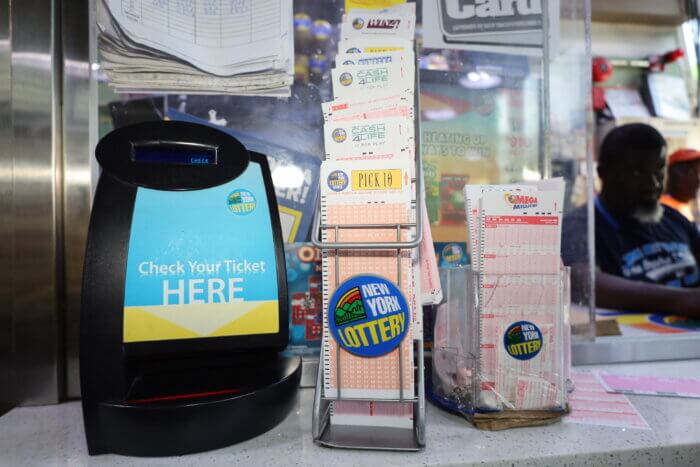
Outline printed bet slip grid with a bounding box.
[596,372,700,399]
[319,199,415,427]
[565,371,650,430]
[321,202,415,400]
[316,2,424,430]
[467,184,566,411]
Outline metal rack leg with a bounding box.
[415,339,426,447]
[396,225,404,402]
[312,343,328,440]
[334,226,341,400]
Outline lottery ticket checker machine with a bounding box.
[80,121,301,456]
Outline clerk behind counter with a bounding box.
[562,123,700,318]
[660,148,700,223]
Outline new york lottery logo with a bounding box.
[327,170,349,192]
[329,275,409,358]
[441,243,464,265]
[339,72,353,86]
[332,128,347,143]
[504,321,542,361]
[504,192,537,209]
[227,189,256,215]
[346,47,362,53]
[352,17,365,29]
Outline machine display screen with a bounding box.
[122,162,280,344]
[132,143,217,166]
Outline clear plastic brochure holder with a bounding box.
[310,65,425,452]
[431,266,571,420]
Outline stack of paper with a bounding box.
[318,3,423,430]
[321,160,416,399]
[464,179,567,411]
[97,0,293,96]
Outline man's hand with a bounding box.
[596,271,700,319]
[672,288,700,318]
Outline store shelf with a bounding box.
[592,0,687,26]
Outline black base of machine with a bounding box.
[87,356,301,457]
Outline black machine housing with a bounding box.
[80,121,300,456]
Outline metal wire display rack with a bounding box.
[310,51,425,450]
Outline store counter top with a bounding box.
[1,360,700,467]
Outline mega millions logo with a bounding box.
[352,17,365,29]
[504,192,537,210]
[504,321,542,361]
[227,189,256,215]
[328,275,410,358]
[332,128,347,143]
[327,170,349,192]
[339,72,353,86]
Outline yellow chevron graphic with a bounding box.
[123,300,279,343]
[210,301,279,336]
[123,309,200,342]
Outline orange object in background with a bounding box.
[663,148,700,222]
[660,194,694,222]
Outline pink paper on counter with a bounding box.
[566,371,650,430]
[596,372,700,399]
[419,197,442,305]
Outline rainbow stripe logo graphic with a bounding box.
[333,287,366,326]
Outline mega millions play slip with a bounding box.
[464,180,568,411]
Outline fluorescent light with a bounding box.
[459,70,502,90]
[272,165,305,188]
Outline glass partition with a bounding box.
[87,0,595,372]
[549,1,595,341]
[419,0,595,340]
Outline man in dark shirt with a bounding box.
[563,123,700,317]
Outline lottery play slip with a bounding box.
[464,179,569,411]
[317,4,441,430]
